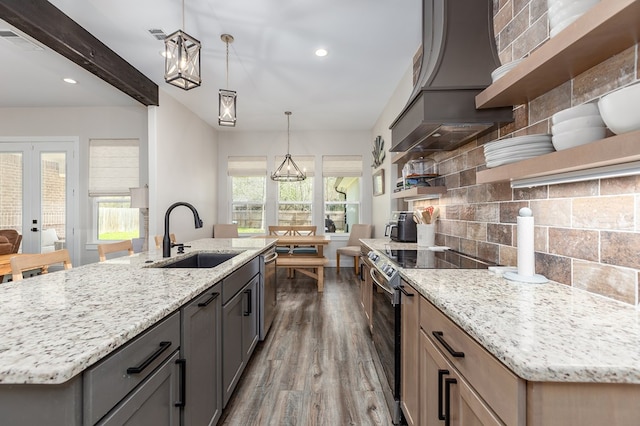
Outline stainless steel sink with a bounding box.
[159,252,239,268]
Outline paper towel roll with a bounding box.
[517,208,535,277]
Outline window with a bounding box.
[229,156,266,234]
[89,139,140,241]
[276,156,314,226]
[323,155,362,233]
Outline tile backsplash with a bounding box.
[414,0,640,306]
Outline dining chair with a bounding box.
[336,224,372,275]
[0,229,22,254]
[213,224,239,238]
[10,249,73,281]
[268,225,318,255]
[97,240,134,262]
[154,234,176,249]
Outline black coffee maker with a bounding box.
[385,211,417,242]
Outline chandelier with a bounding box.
[164,0,201,90]
[218,34,237,126]
[271,111,306,182]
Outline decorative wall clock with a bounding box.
[372,135,386,168]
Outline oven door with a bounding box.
[370,268,403,424]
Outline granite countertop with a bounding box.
[0,238,275,385]
[361,239,640,384]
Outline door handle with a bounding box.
[31,227,39,232]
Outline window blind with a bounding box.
[228,156,267,176]
[322,155,363,177]
[89,139,139,196]
[274,155,315,177]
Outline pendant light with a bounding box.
[164,0,201,90]
[218,34,237,127]
[271,111,306,182]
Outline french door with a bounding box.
[0,138,78,262]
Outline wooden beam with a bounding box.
[0,0,159,106]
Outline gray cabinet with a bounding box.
[181,283,222,426]
[222,258,260,407]
[83,312,181,425]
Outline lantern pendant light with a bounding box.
[218,34,237,127]
[271,111,306,182]
[164,0,201,90]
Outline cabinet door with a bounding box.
[222,289,245,407]
[242,275,260,360]
[182,286,221,426]
[98,351,180,426]
[420,331,502,426]
[401,281,420,426]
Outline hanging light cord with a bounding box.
[286,113,291,154]
[182,0,185,30]
[225,40,229,89]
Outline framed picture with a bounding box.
[373,169,385,196]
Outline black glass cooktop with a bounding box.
[383,248,497,269]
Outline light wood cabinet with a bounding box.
[400,280,420,426]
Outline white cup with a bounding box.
[417,224,435,247]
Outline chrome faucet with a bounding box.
[163,202,204,257]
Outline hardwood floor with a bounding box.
[220,267,392,425]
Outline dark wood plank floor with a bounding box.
[220,267,391,425]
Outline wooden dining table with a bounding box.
[253,235,330,257]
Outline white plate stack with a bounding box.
[551,102,606,150]
[548,0,600,38]
[491,58,524,83]
[484,134,554,168]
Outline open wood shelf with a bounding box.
[475,0,640,109]
[391,186,447,200]
[476,130,640,184]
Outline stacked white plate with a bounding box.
[547,0,600,38]
[491,58,524,83]
[551,102,606,150]
[484,134,554,168]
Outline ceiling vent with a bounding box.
[148,28,168,41]
[0,29,43,51]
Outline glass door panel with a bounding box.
[40,152,67,254]
[0,152,23,250]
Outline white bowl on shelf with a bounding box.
[549,0,599,27]
[552,102,600,124]
[551,126,607,150]
[551,114,605,135]
[597,83,640,134]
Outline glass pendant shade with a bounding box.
[164,30,201,90]
[218,89,237,126]
[271,111,306,181]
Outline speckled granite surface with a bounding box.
[0,238,275,385]
[361,239,640,384]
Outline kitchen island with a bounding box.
[361,239,640,425]
[0,238,275,425]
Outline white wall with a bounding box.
[216,129,373,232]
[148,89,218,246]
[369,66,414,238]
[0,105,148,265]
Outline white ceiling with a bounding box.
[0,0,421,132]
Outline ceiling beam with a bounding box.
[0,0,159,106]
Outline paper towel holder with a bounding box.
[503,207,548,284]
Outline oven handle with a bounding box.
[370,268,394,296]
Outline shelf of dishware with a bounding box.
[391,186,447,200]
[475,0,640,109]
[476,130,640,184]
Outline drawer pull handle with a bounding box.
[399,285,414,297]
[432,331,465,358]
[175,358,186,407]
[437,369,450,420]
[197,292,220,307]
[444,377,457,426]
[126,341,172,374]
[244,288,252,316]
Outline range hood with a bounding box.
[390,0,513,154]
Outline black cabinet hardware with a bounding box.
[197,292,220,307]
[174,358,186,407]
[243,289,252,316]
[432,331,465,357]
[399,285,414,297]
[438,369,450,420]
[444,377,457,426]
[126,341,171,374]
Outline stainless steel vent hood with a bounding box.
[390,0,513,154]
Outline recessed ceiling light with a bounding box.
[63,78,77,84]
[315,48,328,57]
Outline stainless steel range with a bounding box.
[363,247,496,424]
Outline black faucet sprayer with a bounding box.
[163,202,204,257]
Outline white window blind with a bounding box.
[322,155,363,177]
[89,139,139,196]
[228,156,267,176]
[274,155,315,176]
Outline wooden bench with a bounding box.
[276,255,328,292]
